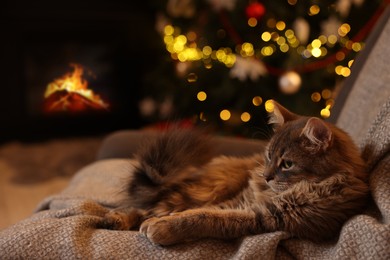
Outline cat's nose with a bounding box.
[263,172,274,182]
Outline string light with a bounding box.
[158,2,384,124]
[220,109,231,121]
[311,92,321,102]
[264,100,275,112]
[252,96,263,106]
[197,91,207,101]
[241,112,251,122]
[248,17,257,27]
[309,5,320,16]
[321,105,331,118]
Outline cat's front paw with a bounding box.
[102,211,131,230]
[140,217,183,246]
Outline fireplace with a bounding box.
[0,0,160,142]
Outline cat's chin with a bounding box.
[266,180,289,193]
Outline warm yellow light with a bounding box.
[320,47,327,56]
[164,25,174,36]
[202,46,212,56]
[241,112,251,122]
[252,96,263,106]
[338,23,351,37]
[289,37,300,47]
[321,108,331,118]
[276,21,286,31]
[348,60,354,68]
[352,42,362,52]
[204,63,212,69]
[261,46,274,56]
[285,29,294,38]
[311,92,321,102]
[176,35,187,45]
[220,109,231,121]
[311,47,322,57]
[164,35,174,45]
[321,89,332,99]
[265,100,274,112]
[318,35,327,44]
[242,42,254,54]
[280,44,289,53]
[309,5,320,15]
[328,35,338,44]
[335,65,343,75]
[248,17,257,27]
[197,91,207,101]
[216,49,226,61]
[261,32,272,42]
[277,36,286,45]
[241,43,254,57]
[173,42,185,53]
[341,67,351,77]
[311,39,322,48]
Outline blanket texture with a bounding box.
[0,102,389,259]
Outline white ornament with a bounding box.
[336,0,365,17]
[336,0,351,17]
[167,0,195,18]
[279,71,302,95]
[321,16,341,37]
[293,17,310,44]
[230,56,267,82]
[206,0,238,11]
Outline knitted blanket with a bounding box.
[1,102,389,259]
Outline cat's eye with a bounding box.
[281,160,294,170]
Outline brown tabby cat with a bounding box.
[103,100,369,245]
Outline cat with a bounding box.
[102,100,369,246]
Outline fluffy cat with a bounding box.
[102,100,369,245]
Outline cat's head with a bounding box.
[263,100,366,193]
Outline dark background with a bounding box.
[0,0,161,143]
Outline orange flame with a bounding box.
[44,64,109,112]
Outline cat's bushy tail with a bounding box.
[134,128,214,185]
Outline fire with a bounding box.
[43,64,109,113]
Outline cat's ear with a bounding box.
[301,117,333,151]
[268,100,299,128]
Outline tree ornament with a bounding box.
[321,16,341,37]
[293,17,310,44]
[230,56,267,81]
[279,71,302,95]
[245,2,266,20]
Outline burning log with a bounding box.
[43,64,109,114]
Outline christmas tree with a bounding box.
[139,0,386,138]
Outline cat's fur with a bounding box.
[103,100,369,245]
